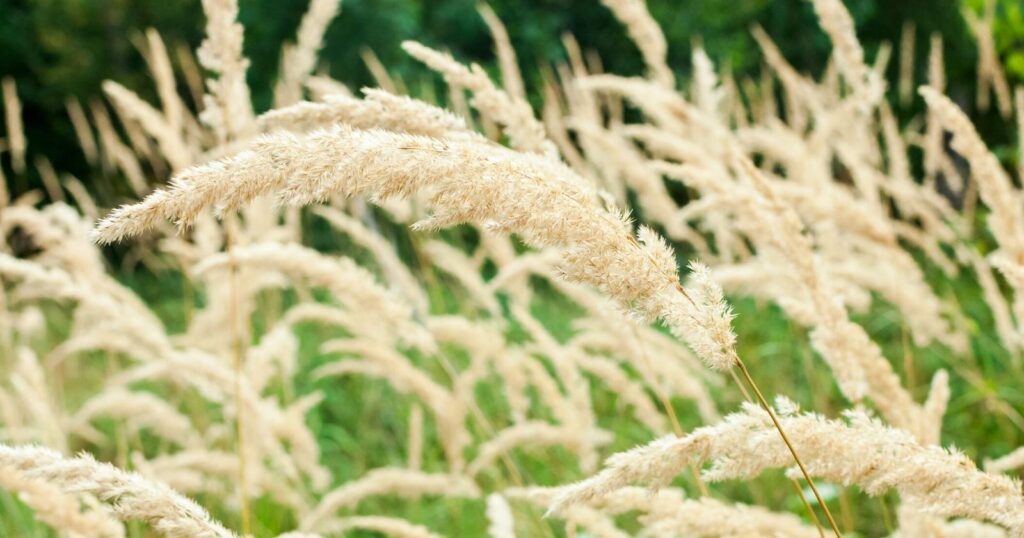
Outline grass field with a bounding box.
[2,0,1024,536]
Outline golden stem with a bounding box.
[734,358,842,537]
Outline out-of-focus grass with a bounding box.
[3,234,1022,538]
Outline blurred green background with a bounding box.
[1,0,1022,196]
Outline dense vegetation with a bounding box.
[2,0,1024,537]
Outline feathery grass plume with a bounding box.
[489,347,531,424]
[519,353,589,430]
[274,0,342,107]
[126,448,240,495]
[259,89,470,137]
[576,353,668,433]
[477,4,525,101]
[575,75,694,136]
[750,25,818,130]
[567,120,709,249]
[599,0,673,89]
[508,303,596,449]
[143,29,188,138]
[966,250,1021,352]
[691,47,723,119]
[113,98,164,174]
[197,0,255,141]
[811,0,883,108]
[103,80,192,170]
[92,124,743,376]
[927,520,1012,538]
[736,157,934,438]
[7,347,67,452]
[423,239,502,316]
[193,242,434,352]
[920,87,1024,283]
[402,41,557,157]
[306,75,353,100]
[920,369,950,446]
[0,444,239,538]
[128,449,303,509]
[47,330,160,368]
[468,421,612,477]
[514,485,819,537]
[0,464,125,538]
[898,21,915,106]
[298,468,479,533]
[269,392,332,491]
[277,303,374,346]
[569,319,720,423]
[557,506,628,537]
[243,323,299,391]
[0,205,164,318]
[635,495,821,537]
[878,102,960,256]
[2,77,26,175]
[678,260,737,370]
[90,100,148,194]
[878,98,960,235]
[313,516,443,538]
[541,44,599,173]
[967,0,1012,118]
[70,389,199,447]
[549,399,1024,534]
[111,348,321,495]
[65,98,99,165]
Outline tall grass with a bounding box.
[1,0,1023,536]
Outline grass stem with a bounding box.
[735,358,843,537]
